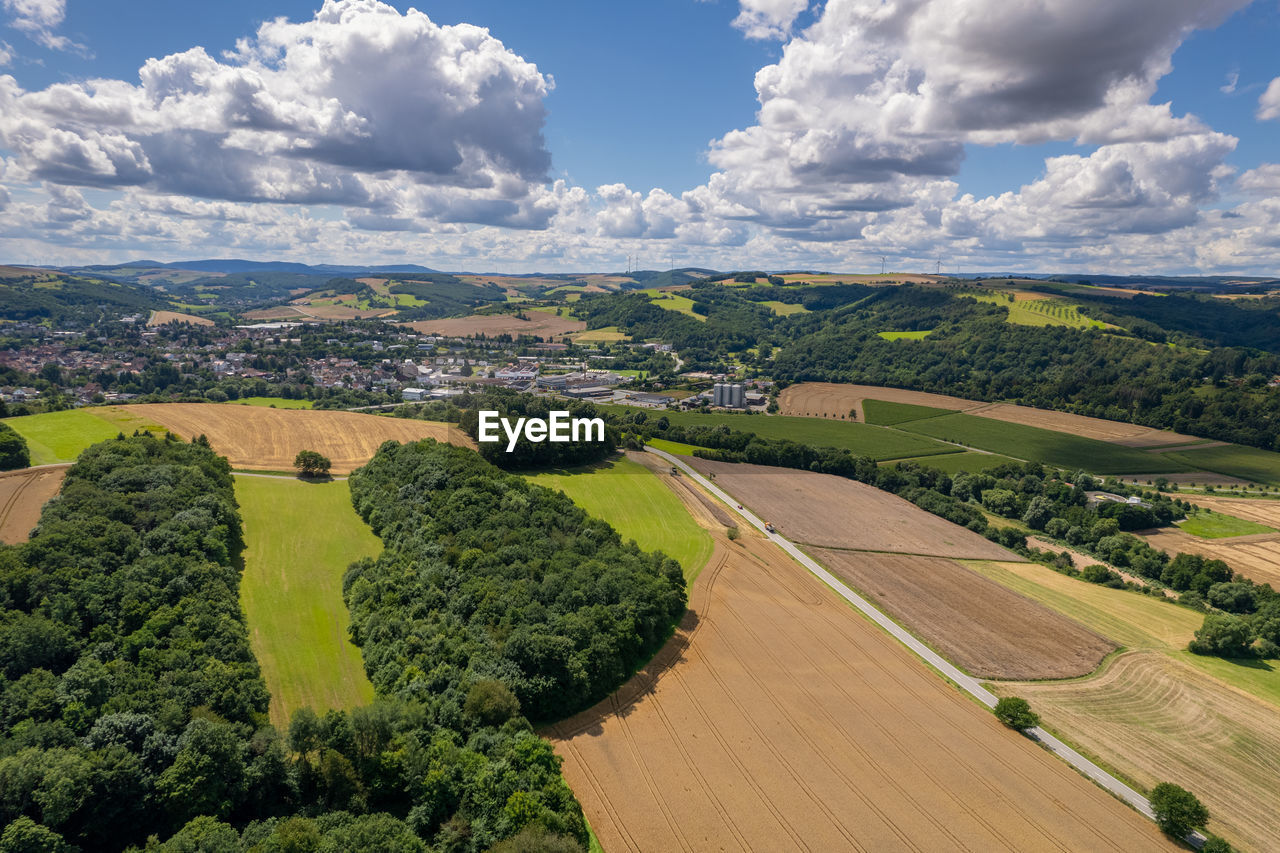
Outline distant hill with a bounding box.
[0,270,171,323]
[73,259,441,276]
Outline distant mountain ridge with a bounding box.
[74,259,442,276]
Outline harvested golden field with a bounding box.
[780,382,978,420]
[241,306,310,321]
[147,310,214,327]
[966,403,1198,447]
[116,404,472,473]
[780,382,1196,446]
[0,465,67,543]
[1185,495,1280,526]
[685,458,1015,559]
[811,549,1115,679]
[1000,651,1280,852]
[401,312,585,340]
[1137,528,1280,589]
[551,537,1174,852]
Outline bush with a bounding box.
[0,423,30,471]
[993,696,1040,730]
[1149,782,1209,838]
[1188,614,1254,657]
[464,679,521,727]
[727,525,740,541]
[1201,835,1233,852]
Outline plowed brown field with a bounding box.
[0,465,67,543]
[117,404,472,473]
[780,382,1197,446]
[1138,528,1280,589]
[1002,651,1280,851]
[811,549,1115,679]
[685,458,1015,559]
[551,538,1175,852]
[401,312,584,340]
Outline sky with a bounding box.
[0,0,1278,275]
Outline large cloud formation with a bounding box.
[0,0,553,225]
[1,0,1278,274]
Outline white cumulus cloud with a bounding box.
[732,0,810,40]
[1258,77,1280,121]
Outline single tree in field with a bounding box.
[294,450,332,478]
[1149,782,1209,839]
[993,696,1040,730]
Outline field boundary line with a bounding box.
[646,446,1207,847]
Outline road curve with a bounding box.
[645,446,1201,844]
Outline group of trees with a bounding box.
[0,435,600,851]
[0,424,28,471]
[455,390,619,470]
[346,439,687,721]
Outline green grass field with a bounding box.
[642,290,705,320]
[225,396,313,409]
[527,456,713,582]
[876,330,932,340]
[1177,510,1276,539]
[897,412,1192,475]
[963,559,1280,706]
[883,451,1021,474]
[1165,444,1280,485]
[3,408,170,465]
[760,300,808,316]
[862,399,953,426]
[647,437,700,456]
[607,406,961,461]
[236,476,378,727]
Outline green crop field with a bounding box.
[1177,510,1276,539]
[883,451,1021,474]
[897,412,1192,474]
[642,289,705,320]
[862,399,953,425]
[224,396,313,409]
[572,325,628,342]
[527,456,713,582]
[607,406,961,461]
[1165,444,1280,485]
[876,330,932,340]
[3,407,170,465]
[236,476,378,727]
[962,292,1110,329]
[647,437,699,456]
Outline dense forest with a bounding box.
[455,390,619,469]
[0,436,604,852]
[346,439,688,721]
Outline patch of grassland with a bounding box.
[3,408,153,465]
[1166,444,1280,485]
[862,399,953,425]
[1177,509,1276,538]
[572,326,628,342]
[226,396,314,409]
[876,330,932,340]
[761,300,808,316]
[642,290,705,320]
[236,476,378,727]
[963,559,1280,706]
[527,456,713,582]
[883,451,1021,474]
[647,437,700,456]
[898,412,1192,474]
[606,405,961,461]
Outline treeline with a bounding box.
[0,436,594,852]
[346,439,687,721]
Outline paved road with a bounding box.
[646,447,1204,844]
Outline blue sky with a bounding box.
[1,0,1278,273]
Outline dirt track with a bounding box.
[684,457,1015,559]
[550,535,1175,852]
[118,404,472,474]
[0,465,67,543]
[811,549,1116,680]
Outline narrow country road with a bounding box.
[645,446,1204,845]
